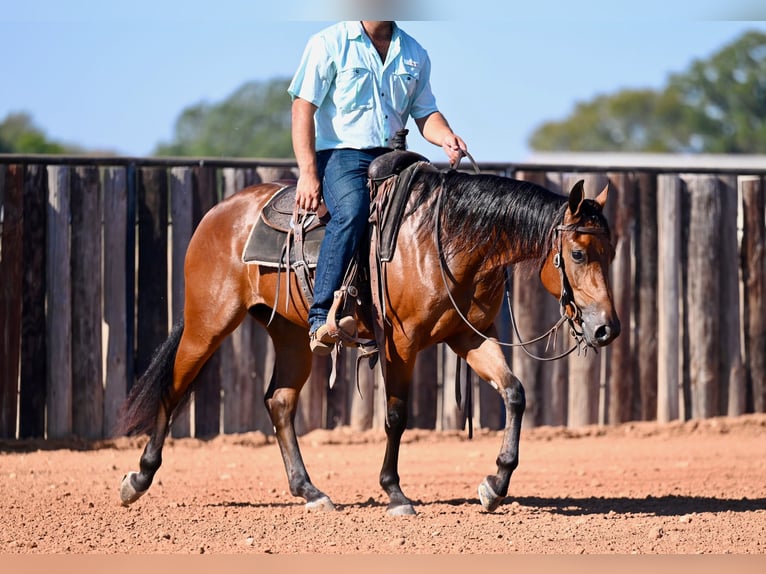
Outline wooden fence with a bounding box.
[1,155,764,440]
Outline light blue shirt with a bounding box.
[288,21,439,151]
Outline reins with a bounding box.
[433,178,608,361]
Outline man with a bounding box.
[288,21,467,355]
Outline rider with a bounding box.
[289,20,467,355]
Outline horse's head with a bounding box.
[540,180,621,348]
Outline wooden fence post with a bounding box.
[636,172,658,420]
[71,166,104,439]
[657,174,681,422]
[136,167,169,378]
[351,352,377,431]
[103,167,129,437]
[684,175,721,419]
[169,166,193,437]
[741,176,765,413]
[0,165,23,438]
[46,166,72,438]
[19,165,47,438]
[410,345,438,428]
[439,345,462,430]
[718,175,745,416]
[606,172,634,424]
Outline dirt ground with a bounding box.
[1,414,765,555]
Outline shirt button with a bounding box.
[381,92,385,97]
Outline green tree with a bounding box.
[155,78,294,158]
[529,30,766,153]
[0,112,69,154]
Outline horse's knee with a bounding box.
[265,388,298,428]
[384,398,408,435]
[505,376,526,414]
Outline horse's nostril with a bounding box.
[595,325,611,343]
[594,319,621,344]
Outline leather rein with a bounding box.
[433,166,609,361]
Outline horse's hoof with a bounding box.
[305,495,336,512]
[119,472,147,506]
[387,503,417,516]
[478,478,504,512]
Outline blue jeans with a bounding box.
[308,147,389,333]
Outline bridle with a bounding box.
[434,186,610,361]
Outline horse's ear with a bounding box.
[568,179,586,217]
[594,184,609,208]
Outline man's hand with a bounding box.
[295,172,322,212]
[441,133,468,166]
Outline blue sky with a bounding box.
[2,1,765,162]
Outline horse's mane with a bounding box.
[410,170,568,271]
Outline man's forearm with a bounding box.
[291,98,319,177]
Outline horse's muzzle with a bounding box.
[583,308,621,348]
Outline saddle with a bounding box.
[241,134,433,345]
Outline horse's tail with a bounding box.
[118,319,186,436]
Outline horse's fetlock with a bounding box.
[496,453,519,472]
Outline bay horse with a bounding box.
[118,168,619,515]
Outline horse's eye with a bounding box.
[571,250,585,263]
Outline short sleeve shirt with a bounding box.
[288,21,439,151]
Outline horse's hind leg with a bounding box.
[120,303,248,506]
[448,329,525,512]
[263,313,335,511]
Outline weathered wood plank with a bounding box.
[19,164,47,438]
[657,174,681,422]
[169,166,193,437]
[718,175,745,417]
[606,172,634,424]
[636,172,658,420]
[46,166,72,438]
[350,351,377,431]
[103,167,129,437]
[684,175,721,419]
[741,176,765,413]
[136,167,169,380]
[410,345,438,429]
[71,166,104,439]
[0,165,24,438]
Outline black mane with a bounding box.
[411,170,567,270]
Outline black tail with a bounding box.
[118,320,186,436]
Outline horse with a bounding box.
[118,166,620,516]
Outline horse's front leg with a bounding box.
[379,365,416,515]
[448,330,525,512]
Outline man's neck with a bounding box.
[361,21,393,42]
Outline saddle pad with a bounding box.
[242,186,326,267]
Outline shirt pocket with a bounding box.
[389,63,420,115]
[334,67,374,113]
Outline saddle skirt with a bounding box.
[242,184,326,268]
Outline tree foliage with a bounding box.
[155,78,293,158]
[529,30,766,153]
[0,112,71,154]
